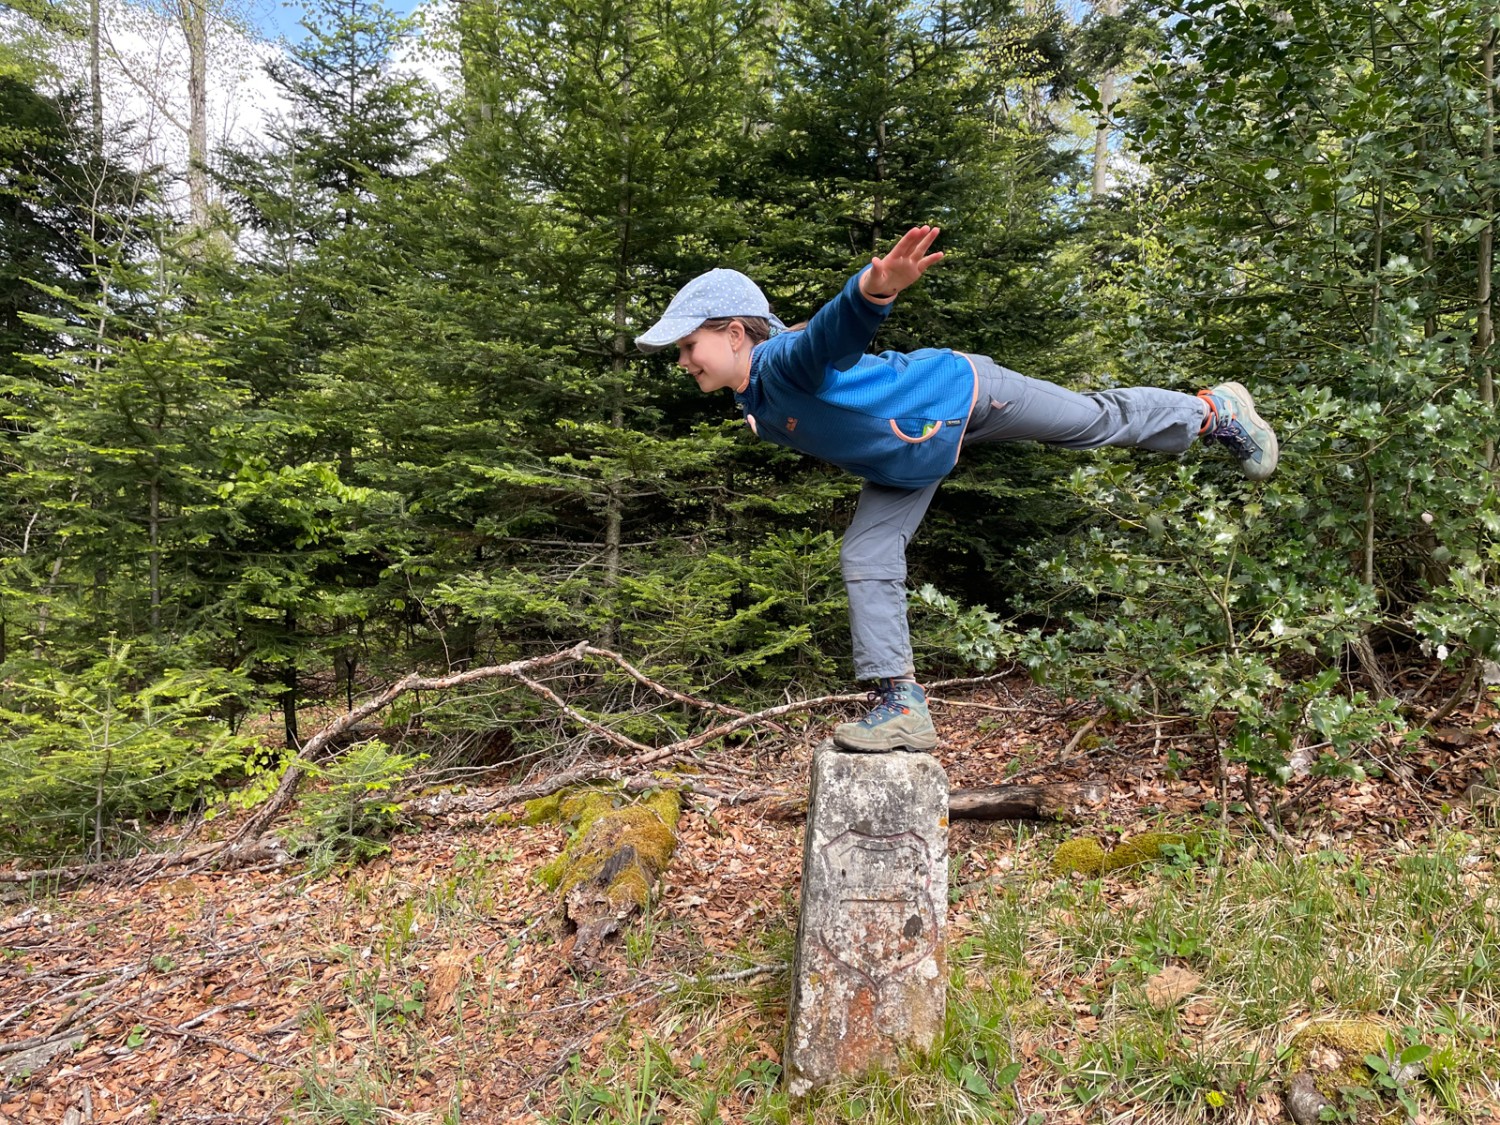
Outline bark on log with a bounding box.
[948,780,1108,821]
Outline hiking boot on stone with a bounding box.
[1198,381,1278,481]
[833,678,939,753]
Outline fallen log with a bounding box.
[757,778,1107,822]
[0,656,1031,889]
[948,779,1108,821]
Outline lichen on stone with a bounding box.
[1050,837,1107,877]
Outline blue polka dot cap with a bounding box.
[635,269,788,353]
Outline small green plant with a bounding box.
[554,1041,674,1124]
[370,981,425,1025]
[1365,1037,1433,1120]
[0,642,255,860]
[300,1000,335,1045]
[295,1067,385,1124]
[290,740,424,875]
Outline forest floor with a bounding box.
[1,673,1497,1125]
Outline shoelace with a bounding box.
[1210,416,1260,460]
[859,685,912,725]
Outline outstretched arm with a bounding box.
[858,225,945,304]
[756,225,946,394]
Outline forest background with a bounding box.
[2,0,1499,864]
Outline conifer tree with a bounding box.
[424,0,775,657]
[0,8,153,667]
[733,0,1090,617]
[209,0,431,737]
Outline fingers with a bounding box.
[863,225,944,299]
[889,224,941,261]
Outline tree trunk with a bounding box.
[1351,18,1392,698]
[1090,0,1121,199]
[600,24,634,649]
[1091,70,1116,198]
[283,609,300,749]
[174,0,211,230]
[1364,183,1383,591]
[762,780,1107,822]
[89,0,104,156]
[1419,136,1438,341]
[1479,30,1496,473]
[601,475,623,648]
[148,474,161,634]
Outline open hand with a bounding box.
[860,225,944,303]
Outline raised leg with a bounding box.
[965,357,1205,453]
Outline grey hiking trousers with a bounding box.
[842,353,1207,681]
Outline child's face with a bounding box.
[676,324,746,393]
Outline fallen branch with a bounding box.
[1,655,1034,888]
[584,645,757,723]
[142,1017,291,1069]
[235,642,597,843]
[948,779,1108,821]
[246,646,892,841]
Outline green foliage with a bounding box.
[19,0,1499,860]
[0,640,255,859]
[1365,1036,1434,1121]
[1007,0,1500,781]
[911,583,1016,673]
[290,740,424,874]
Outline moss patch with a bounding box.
[559,789,618,836]
[521,793,563,826]
[1102,831,1200,872]
[1050,837,1107,877]
[1049,831,1201,878]
[1288,1018,1388,1097]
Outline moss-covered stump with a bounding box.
[532,787,681,962]
[1285,1018,1390,1124]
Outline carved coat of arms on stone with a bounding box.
[815,828,938,987]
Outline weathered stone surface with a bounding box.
[784,741,949,1098]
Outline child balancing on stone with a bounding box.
[636,226,1277,753]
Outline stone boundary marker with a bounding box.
[783,741,949,1099]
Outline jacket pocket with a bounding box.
[889,418,943,444]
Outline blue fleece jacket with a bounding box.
[733,270,979,489]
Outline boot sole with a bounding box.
[1219,380,1278,480]
[832,731,941,753]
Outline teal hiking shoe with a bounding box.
[833,678,939,753]
[1199,382,1278,481]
